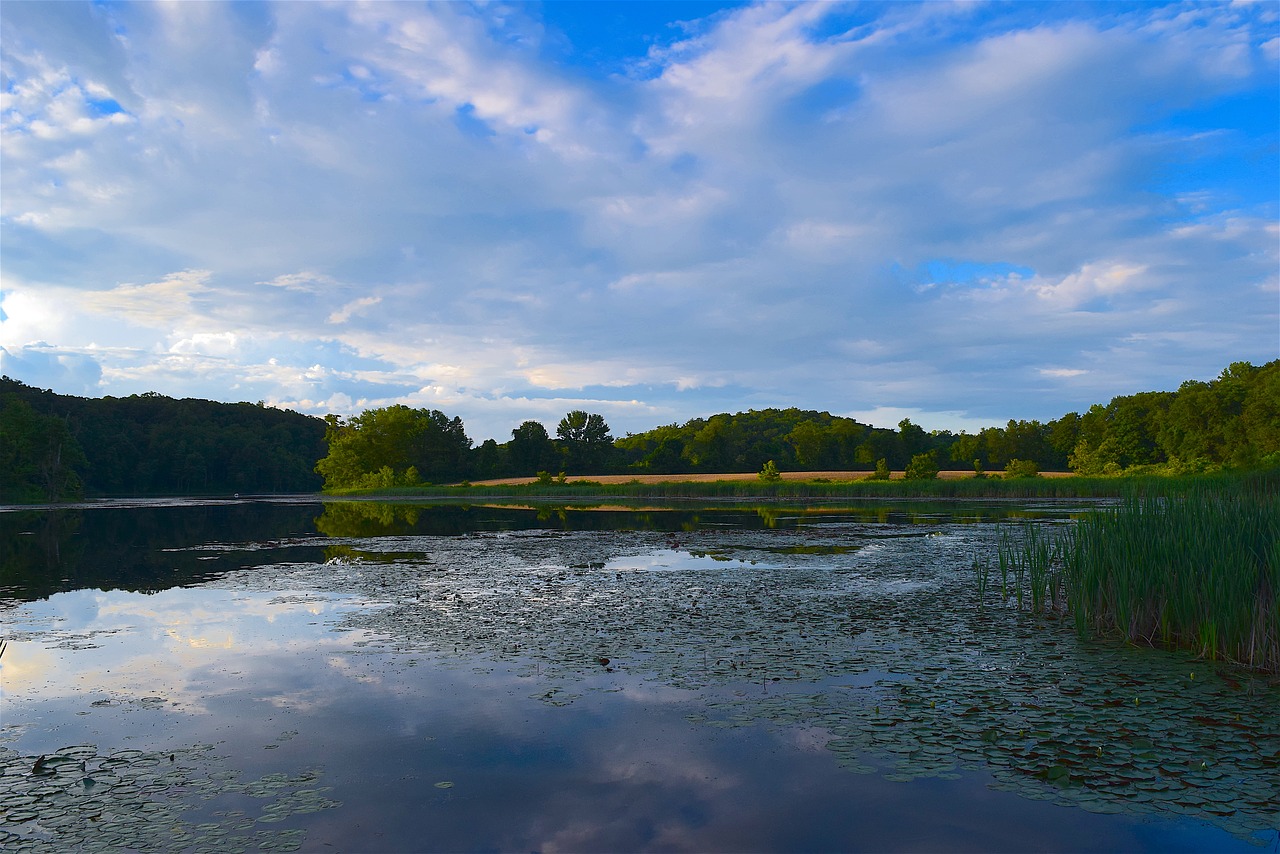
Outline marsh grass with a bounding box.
[992,472,1280,672]
[333,472,1252,500]
[994,523,1067,614]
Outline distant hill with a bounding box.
[1,378,326,501]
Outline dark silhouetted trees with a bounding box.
[0,377,326,499]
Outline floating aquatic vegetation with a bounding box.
[193,510,1279,844]
[0,743,339,852]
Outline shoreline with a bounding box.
[465,469,1076,486]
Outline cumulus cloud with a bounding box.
[1,1,1275,439]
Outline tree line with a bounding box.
[3,359,1275,500]
[1,377,326,501]
[314,359,1277,489]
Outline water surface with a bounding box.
[1,499,1275,852]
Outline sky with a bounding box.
[1,1,1277,443]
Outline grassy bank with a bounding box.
[989,470,1279,672]
[328,470,1264,501]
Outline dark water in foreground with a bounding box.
[1,498,1276,852]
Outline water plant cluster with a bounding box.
[986,481,1280,673]
[0,742,338,852]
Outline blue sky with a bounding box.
[1,1,1276,442]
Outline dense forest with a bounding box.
[1,378,326,501]
[2,359,1276,500]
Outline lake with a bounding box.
[1,497,1276,852]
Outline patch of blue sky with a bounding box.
[894,259,1036,291]
[1155,147,1279,215]
[1138,91,1280,212]
[965,1,1145,33]
[84,96,126,117]
[453,104,496,139]
[788,77,861,120]
[798,4,880,43]
[533,0,749,77]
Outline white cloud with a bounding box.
[168,331,239,356]
[327,296,382,324]
[1033,262,1153,308]
[80,270,213,327]
[261,271,338,293]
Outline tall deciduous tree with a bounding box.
[509,420,557,475]
[556,410,613,473]
[315,405,471,489]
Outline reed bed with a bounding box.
[990,476,1280,672]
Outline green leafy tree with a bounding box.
[868,457,892,480]
[616,408,890,474]
[949,433,985,469]
[1046,412,1081,467]
[1239,362,1280,467]
[897,418,929,467]
[1004,458,1040,479]
[1068,435,1123,475]
[758,460,781,482]
[904,451,939,480]
[510,420,557,475]
[1156,362,1279,469]
[826,419,868,469]
[785,421,826,468]
[556,410,614,473]
[616,424,685,473]
[315,405,470,490]
[556,410,611,444]
[472,438,503,479]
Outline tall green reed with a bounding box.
[992,523,1068,614]
[993,477,1279,672]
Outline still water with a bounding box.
[1,498,1276,852]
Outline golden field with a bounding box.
[470,470,1075,486]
